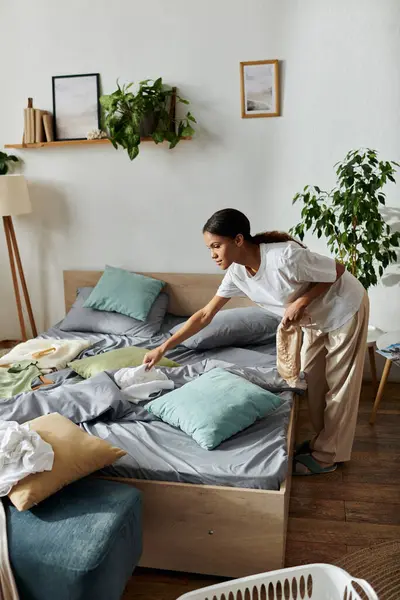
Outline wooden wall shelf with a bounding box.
[5,137,191,149]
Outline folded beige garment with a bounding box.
[276,322,303,387]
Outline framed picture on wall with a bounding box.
[52,73,101,140]
[240,60,280,118]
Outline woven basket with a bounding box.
[335,541,400,600]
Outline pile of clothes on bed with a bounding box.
[0,338,91,398]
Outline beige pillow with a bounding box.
[8,413,126,511]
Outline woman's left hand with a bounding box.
[282,298,308,328]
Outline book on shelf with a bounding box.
[42,113,54,142]
[24,107,35,144]
[22,98,54,144]
[23,98,35,144]
[34,109,45,143]
[23,109,29,144]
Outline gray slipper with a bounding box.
[293,453,337,476]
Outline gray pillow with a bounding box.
[59,287,168,337]
[169,307,279,350]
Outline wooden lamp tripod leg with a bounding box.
[3,216,27,341]
[7,216,37,337]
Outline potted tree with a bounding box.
[290,148,400,290]
[100,78,196,161]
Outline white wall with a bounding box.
[1,0,399,375]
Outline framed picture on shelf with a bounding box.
[52,73,100,140]
[240,60,280,118]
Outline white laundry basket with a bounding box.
[176,563,378,600]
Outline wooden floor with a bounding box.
[123,382,400,600]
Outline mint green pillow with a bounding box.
[83,266,165,322]
[146,368,282,450]
[68,346,179,379]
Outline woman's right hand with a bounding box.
[143,346,165,370]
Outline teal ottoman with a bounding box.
[5,477,142,600]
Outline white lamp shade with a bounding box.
[0,175,31,217]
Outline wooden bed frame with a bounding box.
[64,270,296,577]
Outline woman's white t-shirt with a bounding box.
[216,242,365,332]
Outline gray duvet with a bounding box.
[0,326,302,490]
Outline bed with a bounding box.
[60,270,298,578]
[0,270,297,578]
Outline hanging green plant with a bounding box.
[290,148,400,290]
[100,78,196,161]
[0,150,19,175]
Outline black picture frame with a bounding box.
[52,73,101,141]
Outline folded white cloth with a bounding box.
[0,338,91,371]
[0,420,54,497]
[114,364,174,403]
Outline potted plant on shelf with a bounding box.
[0,150,19,175]
[290,148,400,290]
[100,78,196,160]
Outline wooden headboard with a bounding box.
[63,271,253,316]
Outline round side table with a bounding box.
[369,330,400,424]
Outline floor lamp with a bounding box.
[0,175,37,341]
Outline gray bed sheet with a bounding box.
[85,391,292,490]
[42,322,277,369]
[36,324,292,490]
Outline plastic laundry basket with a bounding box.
[176,563,378,600]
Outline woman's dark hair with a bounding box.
[202,208,303,246]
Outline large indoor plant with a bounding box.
[290,148,400,289]
[0,150,19,175]
[100,78,196,160]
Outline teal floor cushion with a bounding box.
[5,477,142,600]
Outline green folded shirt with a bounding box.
[0,360,42,399]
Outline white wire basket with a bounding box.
[176,564,378,600]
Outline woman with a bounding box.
[143,209,369,475]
